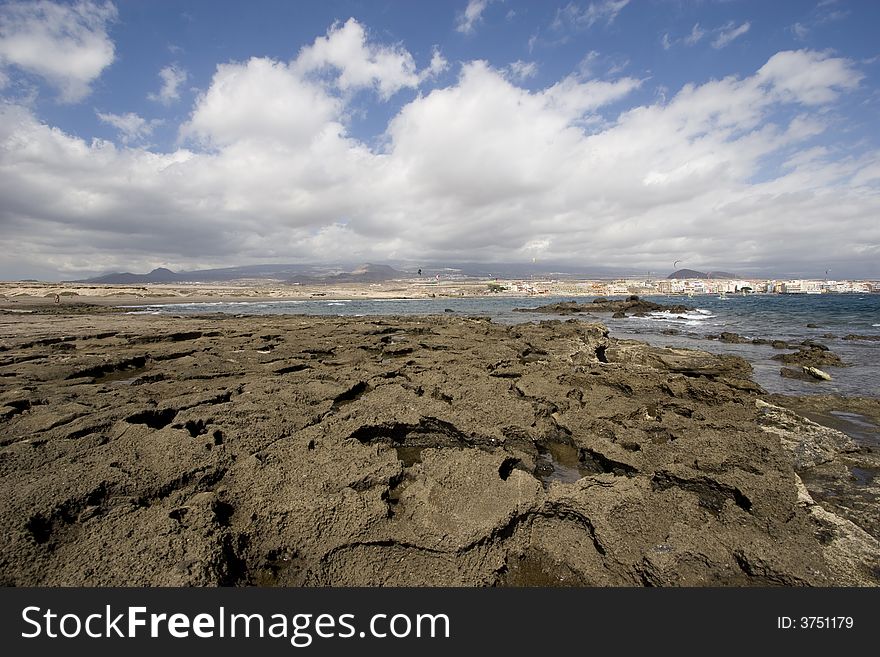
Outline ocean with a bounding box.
[129,293,880,398]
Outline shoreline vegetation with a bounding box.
[1,297,878,586]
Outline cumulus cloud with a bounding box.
[0,42,877,279]
[293,18,422,99]
[712,21,750,49]
[96,111,162,144]
[180,57,341,148]
[0,0,116,102]
[148,64,187,105]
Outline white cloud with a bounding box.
[0,0,116,103]
[180,57,341,148]
[757,49,862,105]
[712,21,751,49]
[508,60,538,80]
[553,1,630,31]
[293,18,423,100]
[456,0,498,35]
[424,47,449,80]
[148,64,187,105]
[96,111,161,144]
[792,22,809,40]
[684,23,705,46]
[0,47,877,279]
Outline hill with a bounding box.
[74,263,406,285]
[668,269,739,279]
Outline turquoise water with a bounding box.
[129,293,880,398]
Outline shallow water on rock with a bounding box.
[535,442,590,486]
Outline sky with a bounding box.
[0,0,878,281]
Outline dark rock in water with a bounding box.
[612,311,627,318]
[515,298,694,316]
[843,334,880,342]
[627,295,640,302]
[772,346,844,368]
[661,329,679,335]
[444,308,454,313]
[800,340,829,351]
[750,338,792,349]
[821,333,835,339]
[806,323,821,328]
[719,332,749,344]
[592,297,609,304]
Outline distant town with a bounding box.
[483,277,880,297]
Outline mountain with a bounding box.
[74,263,406,285]
[80,267,179,284]
[320,263,405,283]
[668,269,739,279]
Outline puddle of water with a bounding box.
[394,446,424,468]
[829,411,879,431]
[536,442,590,486]
[800,409,880,448]
[96,365,150,384]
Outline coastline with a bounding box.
[1,309,877,586]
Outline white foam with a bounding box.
[647,311,716,322]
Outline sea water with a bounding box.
[129,293,880,398]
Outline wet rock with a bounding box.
[772,345,845,368]
[515,299,695,315]
[780,367,819,382]
[843,334,880,342]
[718,332,749,344]
[805,367,832,381]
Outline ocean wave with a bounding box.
[647,311,716,322]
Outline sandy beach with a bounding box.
[1,306,877,586]
[0,280,532,311]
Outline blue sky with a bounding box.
[0,0,878,279]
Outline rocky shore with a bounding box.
[0,311,877,586]
[513,297,695,317]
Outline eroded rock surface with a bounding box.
[0,313,877,586]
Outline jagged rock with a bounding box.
[804,366,832,381]
[0,312,874,587]
[756,399,857,469]
[514,299,695,315]
[843,334,880,341]
[772,346,845,368]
